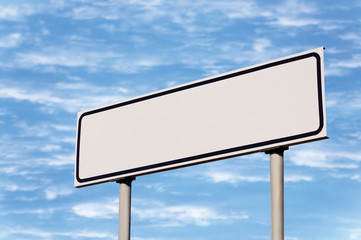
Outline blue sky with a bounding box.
[1,0,361,239]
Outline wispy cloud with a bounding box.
[0,165,42,177]
[0,207,57,218]
[45,154,75,166]
[202,170,312,184]
[253,38,272,53]
[0,84,62,106]
[204,170,268,184]
[0,7,21,20]
[0,82,131,113]
[66,0,326,31]
[14,122,74,142]
[0,108,9,116]
[133,238,165,240]
[66,0,265,27]
[343,227,361,239]
[340,32,361,47]
[72,199,118,219]
[0,33,22,48]
[0,227,117,240]
[44,187,73,200]
[145,183,168,192]
[330,54,361,68]
[15,46,166,74]
[0,5,34,21]
[330,173,361,182]
[14,45,118,70]
[132,199,248,227]
[285,174,312,182]
[268,0,321,28]
[285,237,299,240]
[290,149,361,169]
[0,182,38,192]
[40,144,61,152]
[326,91,361,110]
[272,17,320,27]
[0,0,328,79]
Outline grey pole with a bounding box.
[117,177,135,240]
[266,147,288,240]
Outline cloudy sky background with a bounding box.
[1,0,361,239]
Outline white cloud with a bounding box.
[145,183,167,192]
[253,38,272,53]
[348,174,361,182]
[204,170,268,185]
[17,122,53,138]
[0,2,68,21]
[285,174,312,182]
[0,7,20,20]
[285,237,299,240]
[72,199,118,219]
[46,154,75,166]
[203,170,312,184]
[50,124,75,131]
[0,165,42,177]
[277,0,316,15]
[272,17,320,27]
[325,91,361,110]
[0,33,22,48]
[72,6,104,20]
[0,166,17,175]
[0,109,7,116]
[133,200,248,227]
[330,173,361,182]
[16,50,96,68]
[55,81,93,90]
[268,0,324,28]
[341,33,359,40]
[0,82,132,113]
[44,187,73,200]
[132,238,165,240]
[340,32,361,46]
[0,207,57,217]
[0,227,117,240]
[71,231,117,240]
[324,66,344,77]
[344,228,361,239]
[55,0,324,36]
[40,144,61,152]
[15,46,166,74]
[326,92,343,108]
[319,22,344,31]
[0,6,34,21]
[177,39,297,77]
[0,183,38,192]
[330,54,361,68]
[349,132,361,141]
[218,1,270,19]
[0,84,62,106]
[290,149,361,169]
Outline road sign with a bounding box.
[75,47,327,187]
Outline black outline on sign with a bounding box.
[76,52,324,184]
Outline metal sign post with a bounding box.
[266,147,288,240]
[117,177,135,240]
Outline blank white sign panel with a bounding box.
[75,47,326,187]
